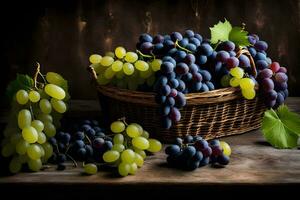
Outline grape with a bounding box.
[239,78,255,90]
[182,146,196,159]
[97,74,110,85]
[222,41,235,51]
[196,55,207,65]
[118,162,130,176]
[104,67,116,79]
[200,70,212,81]
[248,47,257,57]
[39,99,52,114]
[276,93,285,106]
[259,69,273,79]
[248,36,257,45]
[140,42,154,54]
[103,150,120,163]
[112,144,125,152]
[161,62,175,74]
[261,78,274,92]
[9,157,22,173]
[51,98,67,113]
[169,107,181,122]
[265,90,278,101]
[126,124,141,138]
[131,123,143,135]
[186,43,197,52]
[27,144,42,160]
[128,163,137,175]
[123,63,135,75]
[134,153,144,167]
[141,130,149,139]
[139,33,153,43]
[175,92,186,108]
[121,149,135,163]
[113,134,124,144]
[100,56,114,66]
[111,60,123,72]
[44,122,56,137]
[194,139,208,150]
[238,55,250,68]
[89,54,102,64]
[110,121,125,133]
[256,60,268,70]
[198,43,213,56]
[135,60,149,71]
[37,113,53,123]
[170,32,183,41]
[254,41,268,51]
[18,109,32,129]
[275,72,288,83]
[44,84,66,100]
[115,47,126,59]
[242,88,256,100]
[16,90,29,105]
[22,126,38,143]
[175,63,189,75]
[37,132,46,144]
[255,52,266,61]
[28,90,40,103]
[132,137,149,150]
[160,85,171,96]
[16,139,29,155]
[217,154,230,165]
[1,144,14,157]
[220,141,231,156]
[125,52,138,63]
[84,163,97,174]
[229,77,240,87]
[147,139,162,153]
[230,67,244,79]
[42,142,53,160]
[221,74,231,87]
[151,59,162,72]
[28,159,42,171]
[278,67,287,73]
[184,54,196,65]
[216,51,230,63]
[226,57,239,69]
[165,145,181,156]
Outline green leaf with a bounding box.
[210,19,232,44]
[262,105,300,149]
[6,74,34,101]
[229,27,251,47]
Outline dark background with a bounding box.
[1,0,299,105]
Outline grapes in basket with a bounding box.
[88,19,289,129]
[1,63,70,173]
[165,135,231,170]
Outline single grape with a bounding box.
[121,149,135,163]
[113,134,124,144]
[275,72,288,83]
[147,139,162,153]
[221,74,231,87]
[261,78,274,92]
[110,121,125,133]
[126,124,141,138]
[239,78,255,90]
[1,143,15,157]
[28,90,40,103]
[115,47,126,59]
[254,41,268,51]
[230,67,244,79]
[151,59,162,72]
[112,144,125,152]
[103,150,120,163]
[226,57,239,69]
[84,163,98,175]
[134,153,144,167]
[104,67,116,79]
[238,55,250,68]
[216,51,230,63]
[18,109,32,129]
[100,56,114,66]
[41,142,53,160]
[125,52,138,63]
[134,60,149,71]
[118,162,130,176]
[27,144,42,160]
[44,84,66,100]
[16,90,29,105]
[229,77,240,87]
[43,122,56,137]
[129,163,138,175]
[220,141,231,156]
[141,130,149,139]
[37,132,46,144]
[16,139,29,155]
[9,157,22,173]
[89,54,102,64]
[31,120,44,132]
[27,158,42,171]
[22,126,38,143]
[39,99,52,114]
[242,88,256,100]
[111,60,123,72]
[123,62,135,75]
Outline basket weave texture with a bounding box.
[88,67,266,143]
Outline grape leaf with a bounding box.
[6,74,34,101]
[210,19,232,44]
[229,27,251,47]
[262,105,300,149]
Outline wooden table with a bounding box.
[0,98,299,197]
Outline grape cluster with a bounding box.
[89,47,161,91]
[165,135,231,170]
[1,70,69,173]
[102,119,162,177]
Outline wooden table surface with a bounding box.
[0,98,299,197]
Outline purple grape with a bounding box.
[163,39,175,49]
[214,61,223,73]
[166,97,175,106]
[175,63,189,75]
[175,92,186,108]
[160,85,171,96]
[186,43,197,52]
[192,82,202,91]
[229,51,236,57]
[196,55,207,65]
[275,72,288,83]
[217,154,230,165]
[259,69,273,79]
[221,41,235,51]
[189,63,199,74]
[278,67,287,73]
[169,88,178,97]
[182,73,193,82]
[139,33,153,43]
[265,100,276,108]
[216,50,230,63]
[250,34,259,41]
[177,80,186,92]
[248,47,257,57]
[153,34,164,44]
[162,117,172,129]
[201,146,212,157]
[194,139,209,150]
[211,145,222,156]
[93,138,105,149]
[226,57,239,69]
[256,60,268,70]
[197,43,213,56]
[200,83,209,92]
[140,42,153,54]
[189,37,201,47]
[184,54,196,65]
[200,70,211,81]
[169,78,179,88]
[160,106,171,116]
[170,32,183,42]
[255,52,267,61]
[184,30,194,38]
[153,43,164,54]
[165,145,181,156]
[265,90,278,101]
[178,38,189,47]
[194,33,203,42]
[261,78,274,92]
[276,92,285,106]
[161,62,175,74]
[254,41,268,51]
[174,50,187,62]
[275,82,288,90]
[206,82,215,90]
[182,146,196,159]
[170,107,181,122]
[248,36,257,45]
[238,54,250,67]
[192,72,203,82]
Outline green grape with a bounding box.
[124,52,138,63]
[134,60,149,71]
[118,162,130,177]
[221,74,231,87]
[97,74,111,85]
[123,62,134,75]
[242,88,256,100]
[134,153,144,167]
[37,132,46,144]
[126,124,142,138]
[110,121,125,133]
[103,150,120,163]
[140,68,153,79]
[116,70,125,79]
[115,47,126,59]
[141,130,149,139]
[121,149,135,163]
[89,54,102,64]
[22,126,38,143]
[27,158,42,171]
[37,113,53,123]
[104,67,116,79]
[50,98,67,113]
[39,99,52,114]
[146,74,156,87]
[38,144,45,157]
[16,139,29,155]
[229,77,240,87]
[91,63,105,74]
[105,51,115,58]
[151,59,162,72]
[147,139,162,153]
[31,120,44,132]
[44,84,66,100]
[18,109,32,129]
[113,133,124,144]
[112,60,123,72]
[16,90,29,105]
[112,144,125,152]
[129,163,138,175]
[41,142,53,160]
[28,90,40,103]
[46,72,65,86]
[27,144,42,160]
[239,78,255,90]
[230,67,244,79]
[9,157,22,173]
[135,149,146,159]
[10,133,22,145]
[84,163,98,175]
[100,56,114,67]
[132,136,149,150]
[44,122,56,137]
[220,141,231,156]
[1,143,15,157]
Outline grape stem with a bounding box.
[136,50,154,60]
[33,62,47,89]
[66,154,78,168]
[84,134,92,145]
[29,103,35,120]
[175,40,193,53]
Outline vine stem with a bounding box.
[33,62,40,90]
[66,154,78,168]
[136,50,154,59]
[175,40,193,53]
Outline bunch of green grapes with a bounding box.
[1,68,70,173]
[228,67,256,100]
[89,47,162,90]
[101,119,162,177]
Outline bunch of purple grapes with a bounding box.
[165,135,230,171]
[48,119,112,170]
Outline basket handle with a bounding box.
[87,66,98,84]
[236,48,257,78]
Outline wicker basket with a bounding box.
[88,66,266,143]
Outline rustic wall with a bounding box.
[1,0,299,102]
